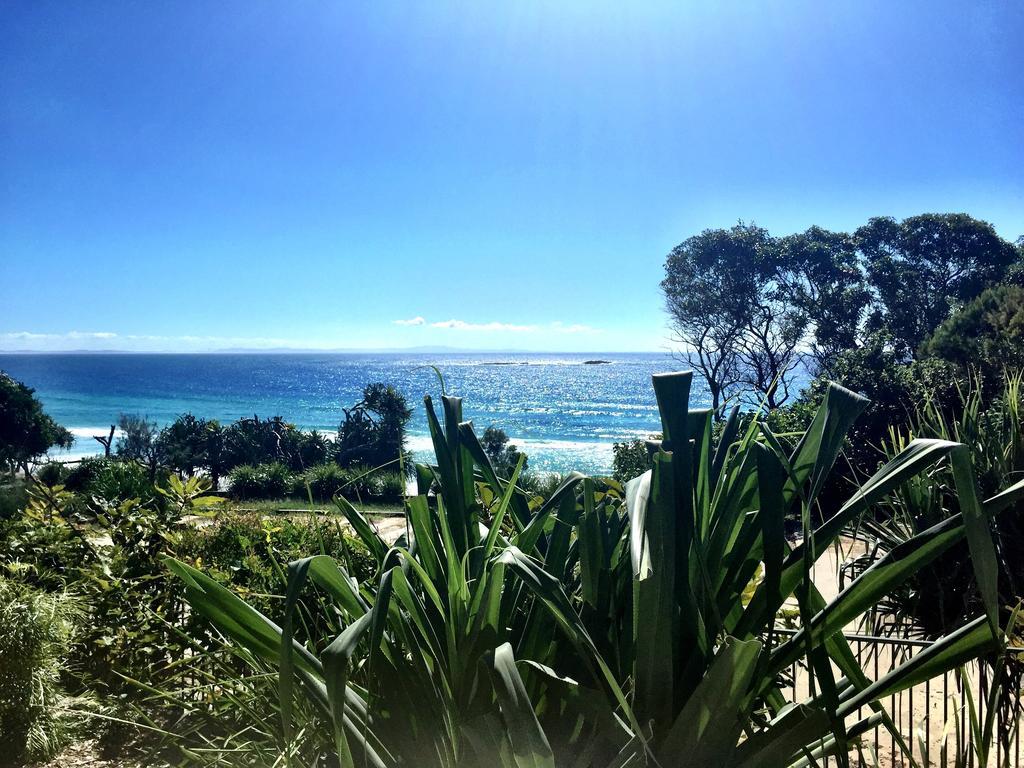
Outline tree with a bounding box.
[0,373,73,473]
[116,414,163,481]
[921,283,1024,389]
[157,414,211,477]
[480,426,527,479]
[774,226,871,372]
[663,222,811,411]
[857,213,1018,354]
[336,383,412,469]
[662,223,767,413]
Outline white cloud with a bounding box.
[392,316,426,326]
[431,319,538,332]
[1,330,119,341]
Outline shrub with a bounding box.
[33,462,68,487]
[89,459,162,508]
[228,463,293,500]
[0,577,87,764]
[341,464,404,500]
[62,456,110,494]
[480,426,527,478]
[293,462,348,502]
[176,513,376,612]
[611,438,650,483]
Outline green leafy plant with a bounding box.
[228,462,294,500]
[0,577,92,764]
[164,374,1023,767]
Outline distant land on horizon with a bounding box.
[0,346,667,356]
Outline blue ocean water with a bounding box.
[0,352,706,474]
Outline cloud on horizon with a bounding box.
[392,318,600,334]
[0,330,295,349]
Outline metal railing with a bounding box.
[771,627,1024,767]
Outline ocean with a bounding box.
[0,352,708,475]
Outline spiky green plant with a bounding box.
[166,373,1024,767]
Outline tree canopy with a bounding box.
[0,373,73,472]
[663,213,1022,412]
[857,213,1019,354]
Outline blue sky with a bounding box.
[2,1,1022,353]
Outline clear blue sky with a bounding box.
[2,1,1022,352]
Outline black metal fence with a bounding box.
[772,628,1024,767]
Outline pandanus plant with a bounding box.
[166,372,1024,767]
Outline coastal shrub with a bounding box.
[62,456,110,494]
[293,462,348,501]
[611,437,650,482]
[0,477,29,522]
[176,513,375,613]
[480,426,527,479]
[34,462,69,487]
[335,383,412,469]
[228,462,293,500]
[168,376,1015,767]
[0,577,87,764]
[345,464,404,500]
[857,371,1024,638]
[89,458,163,508]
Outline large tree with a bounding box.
[773,226,871,373]
[662,223,766,413]
[663,223,813,411]
[857,213,1018,354]
[0,372,73,473]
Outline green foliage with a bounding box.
[0,577,89,764]
[0,372,73,472]
[90,458,164,508]
[611,438,650,483]
[34,461,69,487]
[176,513,376,608]
[859,372,1024,638]
[857,213,1019,354]
[62,456,110,494]
[168,375,1019,767]
[796,332,969,482]
[661,222,774,411]
[116,413,163,472]
[294,463,405,503]
[228,462,293,500]
[481,426,528,479]
[336,383,412,469]
[922,283,1024,390]
[156,413,217,477]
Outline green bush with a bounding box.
[33,462,69,487]
[89,459,162,507]
[611,438,651,483]
[62,456,110,494]
[0,577,87,764]
[228,463,294,500]
[176,513,376,611]
[167,379,1014,767]
[293,462,348,501]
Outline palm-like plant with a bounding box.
[166,373,1024,767]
